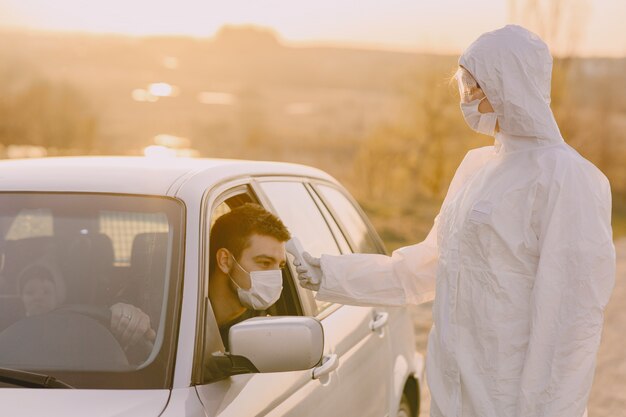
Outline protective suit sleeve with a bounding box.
[517,162,616,417]
[316,218,438,306]
[315,146,493,306]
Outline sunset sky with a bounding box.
[0,0,624,57]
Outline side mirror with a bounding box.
[224,316,324,374]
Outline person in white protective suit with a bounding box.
[295,25,615,417]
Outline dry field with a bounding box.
[410,238,626,417]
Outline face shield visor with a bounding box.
[455,67,486,104]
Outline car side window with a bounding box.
[306,185,352,254]
[315,184,383,254]
[258,181,342,314]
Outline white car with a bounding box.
[0,156,424,417]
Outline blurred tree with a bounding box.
[354,124,415,201]
[507,0,590,139]
[0,79,98,153]
[212,25,281,53]
[355,59,473,202]
[237,86,270,149]
[508,0,625,195]
[507,0,590,57]
[570,62,624,185]
[411,69,462,197]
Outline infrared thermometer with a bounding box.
[285,236,322,286]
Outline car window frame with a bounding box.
[291,179,388,320]
[304,183,352,254]
[252,177,356,319]
[250,177,326,317]
[194,178,255,384]
[310,181,388,256]
[194,177,308,384]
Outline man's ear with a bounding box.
[216,248,232,274]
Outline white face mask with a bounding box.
[229,255,283,310]
[460,98,498,136]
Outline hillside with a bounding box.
[1,27,625,246]
[0,28,456,156]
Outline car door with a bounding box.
[256,179,393,417]
[310,182,401,412]
[194,180,366,417]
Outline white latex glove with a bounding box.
[294,252,322,291]
[110,302,156,349]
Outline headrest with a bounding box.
[130,233,169,267]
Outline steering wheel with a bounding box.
[55,304,155,365]
[0,307,131,371]
[53,303,113,327]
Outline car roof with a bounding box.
[0,156,336,195]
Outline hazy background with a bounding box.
[0,1,625,414]
[1,0,625,246]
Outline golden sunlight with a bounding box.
[1,0,624,56]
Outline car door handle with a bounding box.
[369,312,389,331]
[312,354,339,379]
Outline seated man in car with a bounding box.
[208,203,290,349]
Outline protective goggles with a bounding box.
[455,67,485,104]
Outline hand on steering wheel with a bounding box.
[109,303,156,350]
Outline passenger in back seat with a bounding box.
[19,264,64,317]
[15,259,153,352]
[2,233,155,363]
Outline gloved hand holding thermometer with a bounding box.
[285,237,322,291]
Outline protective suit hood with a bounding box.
[459,25,562,141]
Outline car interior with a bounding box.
[0,198,176,372]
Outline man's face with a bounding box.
[230,234,286,290]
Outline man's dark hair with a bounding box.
[209,203,290,275]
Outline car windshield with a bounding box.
[0,193,184,389]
